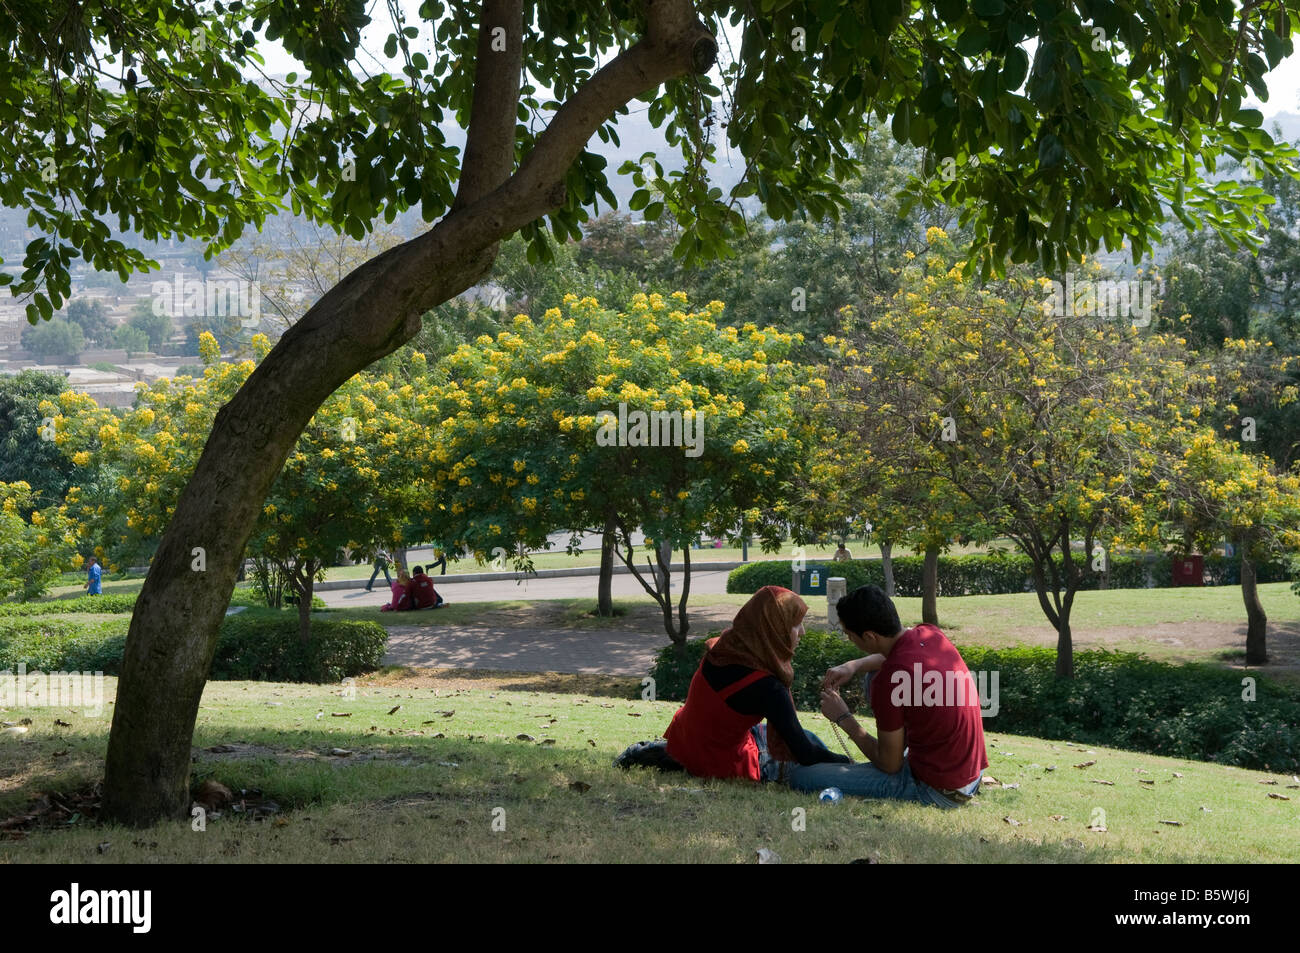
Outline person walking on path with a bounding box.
[365,548,393,592]
[84,555,103,595]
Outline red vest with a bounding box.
[664,666,767,780]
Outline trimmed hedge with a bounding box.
[0,617,130,671]
[0,586,322,617]
[0,593,138,616]
[726,552,1293,596]
[0,612,385,683]
[210,613,387,682]
[649,636,1300,772]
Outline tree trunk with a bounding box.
[921,544,939,625]
[880,541,895,597]
[597,518,615,616]
[1241,547,1268,665]
[1054,611,1075,679]
[101,1,716,826]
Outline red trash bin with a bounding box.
[1171,554,1204,586]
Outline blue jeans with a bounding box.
[786,756,981,809]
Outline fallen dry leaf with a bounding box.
[1074,760,1097,769]
[1158,820,1182,826]
[515,734,535,742]
[1090,779,1114,786]
[1003,816,1021,826]
[1266,793,1290,801]
[1258,779,1279,785]
[330,712,352,718]
[569,781,591,793]
[54,719,71,728]
[1049,814,1065,822]
[329,748,352,757]
[387,705,401,715]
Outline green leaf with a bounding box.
[972,0,1005,18]
[891,101,911,143]
[956,26,990,57]
[1002,48,1029,89]
[1037,133,1065,168]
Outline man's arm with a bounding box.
[820,688,905,773]
[821,653,886,690]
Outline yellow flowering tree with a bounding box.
[838,230,1212,678]
[0,481,80,601]
[51,334,427,641]
[422,292,813,646]
[1138,430,1300,665]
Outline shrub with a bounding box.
[0,593,138,616]
[0,617,130,671]
[726,551,1291,595]
[210,612,386,682]
[0,609,382,683]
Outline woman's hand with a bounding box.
[821,662,856,691]
[820,687,850,722]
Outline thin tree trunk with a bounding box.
[597,518,615,616]
[1054,610,1075,679]
[297,563,315,646]
[1242,546,1268,665]
[101,0,716,827]
[922,544,939,625]
[880,541,895,597]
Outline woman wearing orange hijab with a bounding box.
[660,585,852,781]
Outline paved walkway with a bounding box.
[324,569,737,676]
[382,624,668,676]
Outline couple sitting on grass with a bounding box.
[379,565,446,612]
[618,584,987,808]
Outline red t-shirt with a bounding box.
[409,574,439,609]
[870,624,989,790]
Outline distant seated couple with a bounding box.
[617,584,987,808]
[380,565,446,612]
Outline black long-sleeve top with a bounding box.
[701,658,852,767]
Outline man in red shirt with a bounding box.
[786,585,989,807]
[408,566,445,610]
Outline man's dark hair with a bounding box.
[413,565,425,575]
[836,585,901,638]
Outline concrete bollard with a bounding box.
[827,576,847,631]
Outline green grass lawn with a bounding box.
[2,670,1295,863]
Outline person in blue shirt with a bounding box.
[85,556,103,595]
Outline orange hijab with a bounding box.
[705,586,807,761]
